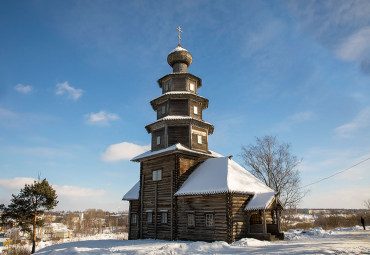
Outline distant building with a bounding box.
[55,229,73,239]
[123,35,284,242]
[303,209,313,214]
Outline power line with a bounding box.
[301,157,370,189]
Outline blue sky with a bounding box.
[1,0,370,211]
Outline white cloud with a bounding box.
[102,142,150,162]
[334,107,370,137]
[55,81,84,101]
[335,27,370,62]
[274,111,314,131]
[53,185,106,197]
[0,177,106,200]
[0,108,17,118]
[14,84,32,94]
[0,177,37,190]
[85,111,120,126]
[287,1,370,74]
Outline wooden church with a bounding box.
[123,31,284,243]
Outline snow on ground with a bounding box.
[31,226,370,255]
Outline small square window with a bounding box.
[189,83,195,91]
[161,105,166,114]
[147,212,152,223]
[153,169,162,181]
[197,135,202,144]
[161,212,168,224]
[156,136,161,145]
[187,214,195,227]
[193,106,198,114]
[131,213,137,225]
[206,214,214,227]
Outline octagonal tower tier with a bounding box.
[146,44,213,153]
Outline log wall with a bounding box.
[167,125,189,147]
[171,77,186,91]
[191,126,208,152]
[177,194,228,242]
[140,155,176,240]
[169,99,188,115]
[128,200,140,240]
[189,100,202,119]
[230,194,251,242]
[151,128,165,151]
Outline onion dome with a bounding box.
[167,44,193,73]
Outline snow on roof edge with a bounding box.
[146,116,213,128]
[131,143,222,161]
[151,92,207,102]
[122,181,140,200]
[170,46,188,54]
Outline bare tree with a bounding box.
[364,199,370,209]
[240,135,305,208]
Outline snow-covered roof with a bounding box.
[131,143,222,162]
[174,157,274,196]
[244,192,276,211]
[122,181,140,200]
[146,115,213,126]
[151,92,207,101]
[170,46,188,54]
[145,117,214,135]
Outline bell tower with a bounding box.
[145,28,214,153]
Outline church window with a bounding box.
[161,212,168,224]
[193,106,198,114]
[187,213,195,227]
[161,105,166,114]
[205,214,214,227]
[130,213,137,224]
[147,212,152,223]
[189,83,195,91]
[197,135,202,144]
[156,136,161,145]
[152,169,162,181]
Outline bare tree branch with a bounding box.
[240,135,306,208]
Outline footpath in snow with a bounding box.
[29,226,370,254]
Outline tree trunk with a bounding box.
[32,206,37,254]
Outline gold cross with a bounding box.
[176,26,183,45]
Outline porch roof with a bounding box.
[244,192,276,211]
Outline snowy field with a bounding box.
[29,226,370,255]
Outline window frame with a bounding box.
[205,214,215,227]
[152,169,162,181]
[189,83,195,91]
[130,213,137,225]
[161,212,168,224]
[147,212,153,224]
[187,213,195,227]
[193,106,198,115]
[197,135,202,144]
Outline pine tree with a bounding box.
[1,178,58,254]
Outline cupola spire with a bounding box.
[167,26,193,73]
[176,26,183,46]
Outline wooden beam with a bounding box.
[262,210,266,234]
